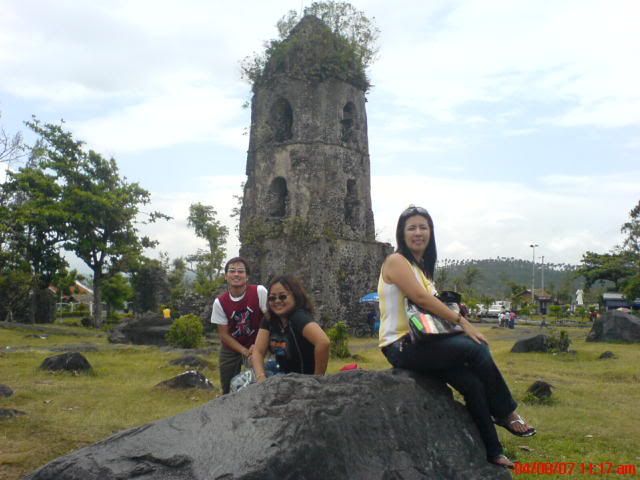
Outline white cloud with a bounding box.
[71,81,247,154]
[372,0,640,129]
[370,173,631,264]
[139,176,244,262]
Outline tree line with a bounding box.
[435,200,640,310]
[1,116,228,325]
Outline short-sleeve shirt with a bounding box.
[210,285,268,348]
[259,309,316,374]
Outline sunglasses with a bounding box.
[268,294,289,303]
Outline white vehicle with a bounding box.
[486,301,511,317]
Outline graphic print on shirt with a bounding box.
[230,306,256,339]
[269,330,290,361]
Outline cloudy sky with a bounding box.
[1,0,638,272]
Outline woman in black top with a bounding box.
[252,275,330,380]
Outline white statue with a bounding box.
[575,289,584,306]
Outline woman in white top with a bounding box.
[378,206,536,469]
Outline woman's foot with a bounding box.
[489,454,514,469]
[495,411,536,437]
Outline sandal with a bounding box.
[495,413,536,437]
[489,454,514,469]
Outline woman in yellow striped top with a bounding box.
[378,206,536,469]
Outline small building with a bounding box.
[50,281,94,313]
[513,288,553,314]
[602,292,629,311]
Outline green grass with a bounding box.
[1,323,639,479]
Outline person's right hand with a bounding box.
[461,318,488,344]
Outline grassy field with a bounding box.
[1,322,639,479]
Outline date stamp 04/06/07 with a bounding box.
[514,462,638,476]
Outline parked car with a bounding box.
[486,301,511,318]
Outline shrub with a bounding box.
[549,305,562,320]
[166,314,204,349]
[547,329,571,353]
[327,321,351,358]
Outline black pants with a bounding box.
[383,334,517,458]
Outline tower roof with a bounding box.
[258,15,368,91]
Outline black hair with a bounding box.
[224,257,250,275]
[395,206,437,279]
[267,275,314,319]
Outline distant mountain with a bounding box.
[435,257,584,300]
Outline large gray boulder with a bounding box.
[511,334,551,353]
[109,312,172,346]
[586,310,640,342]
[26,370,510,479]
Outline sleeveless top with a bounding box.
[378,256,436,347]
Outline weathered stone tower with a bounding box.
[239,16,391,324]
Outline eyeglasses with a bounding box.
[268,294,289,303]
[401,205,430,217]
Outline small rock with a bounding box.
[527,380,553,399]
[0,384,14,397]
[155,370,214,390]
[598,351,616,359]
[0,408,26,419]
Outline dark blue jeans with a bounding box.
[383,334,517,459]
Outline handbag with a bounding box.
[405,290,464,342]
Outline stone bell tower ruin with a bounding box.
[239,15,391,324]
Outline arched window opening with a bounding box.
[270,98,293,143]
[344,179,359,227]
[268,177,288,218]
[341,102,356,143]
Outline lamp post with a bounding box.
[530,244,538,310]
[541,255,545,293]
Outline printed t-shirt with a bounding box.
[259,309,316,374]
[211,285,267,348]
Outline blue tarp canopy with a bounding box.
[359,292,379,303]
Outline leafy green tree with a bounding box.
[434,265,452,290]
[507,282,528,308]
[621,200,640,255]
[276,1,379,68]
[129,257,170,314]
[187,203,228,297]
[50,269,78,303]
[2,153,68,322]
[101,273,133,320]
[576,251,635,291]
[241,1,379,91]
[25,118,170,325]
[458,266,481,299]
[620,200,640,300]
